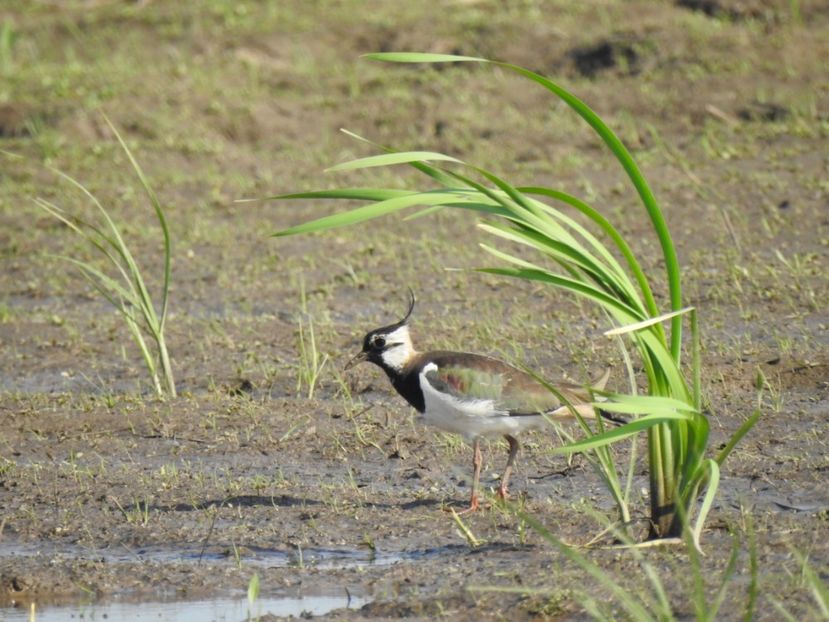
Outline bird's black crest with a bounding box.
[401,288,416,325]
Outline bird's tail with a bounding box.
[548,368,629,425]
[597,408,629,426]
[591,368,629,425]
[591,368,611,392]
[547,402,629,426]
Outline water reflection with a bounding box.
[3,592,371,621]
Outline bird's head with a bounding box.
[346,290,417,374]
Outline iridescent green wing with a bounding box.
[423,364,506,402]
[423,353,566,415]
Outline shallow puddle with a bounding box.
[0,540,480,569]
[2,591,371,621]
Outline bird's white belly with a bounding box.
[419,372,543,440]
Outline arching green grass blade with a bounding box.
[248,188,415,203]
[691,459,720,552]
[104,115,172,334]
[521,186,658,318]
[326,151,462,171]
[273,190,482,237]
[515,511,656,621]
[366,51,683,361]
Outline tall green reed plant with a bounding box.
[263,54,758,539]
[35,115,176,397]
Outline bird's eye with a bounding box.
[371,335,386,349]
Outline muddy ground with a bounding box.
[0,1,827,620]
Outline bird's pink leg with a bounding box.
[457,438,483,513]
[497,435,520,500]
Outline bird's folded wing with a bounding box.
[423,363,565,416]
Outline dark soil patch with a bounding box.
[567,35,655,78]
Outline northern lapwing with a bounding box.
[346,292,612,512]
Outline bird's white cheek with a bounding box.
[380,344,411,372]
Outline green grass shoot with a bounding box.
[35,114,176,398]
[265,53,758,540]
[295,279,329,399]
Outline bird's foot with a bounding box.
[443,495,481,514]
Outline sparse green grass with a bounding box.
[487,507,752,622]
[110,495,152,526]
[33,117,176,397]
[295,280,329,400]
[0,2,826,619]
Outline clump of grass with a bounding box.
[295,280,328,399]
[779,551,829,620]
[35,115,176,397]
[486,506,755,621]
[262,54,759,541]
[485,507,826,621]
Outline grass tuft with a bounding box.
[295,279,329,400]
[34,114,176,397]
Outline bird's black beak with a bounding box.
[344,350,368,371]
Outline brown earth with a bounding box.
[0,1,827,619]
